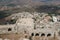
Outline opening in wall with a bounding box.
[8,28,12,31]
[41,33,45,36]
[31,33,34,36]
[35,33,39,36]
[47,34,51,37]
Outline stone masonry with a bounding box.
[0,12,60,40]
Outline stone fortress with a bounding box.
[0,12,60,40]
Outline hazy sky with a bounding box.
[0,0,60,6]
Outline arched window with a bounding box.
[41,33,45,36]
[47,34,51,37]
[8,28,12,31]
[35,33,39,36]
[31,33,34,36]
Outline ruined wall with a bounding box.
[0,12,60,40]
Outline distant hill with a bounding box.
[0,0,60,6]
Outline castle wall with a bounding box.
[0,12,60,40]
[0,24,16,34]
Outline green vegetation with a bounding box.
[7,4,16,7]
[0,5,60,25]
[35,5,60,16]
[0,11,11,19]
[9,19,17,24]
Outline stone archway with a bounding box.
[31,33,34,36]
[47,33,51,37]
[41,33,45,36]
[8,28,12,31]
[35,33,39,36]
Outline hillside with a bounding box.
[0,0,60,6]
